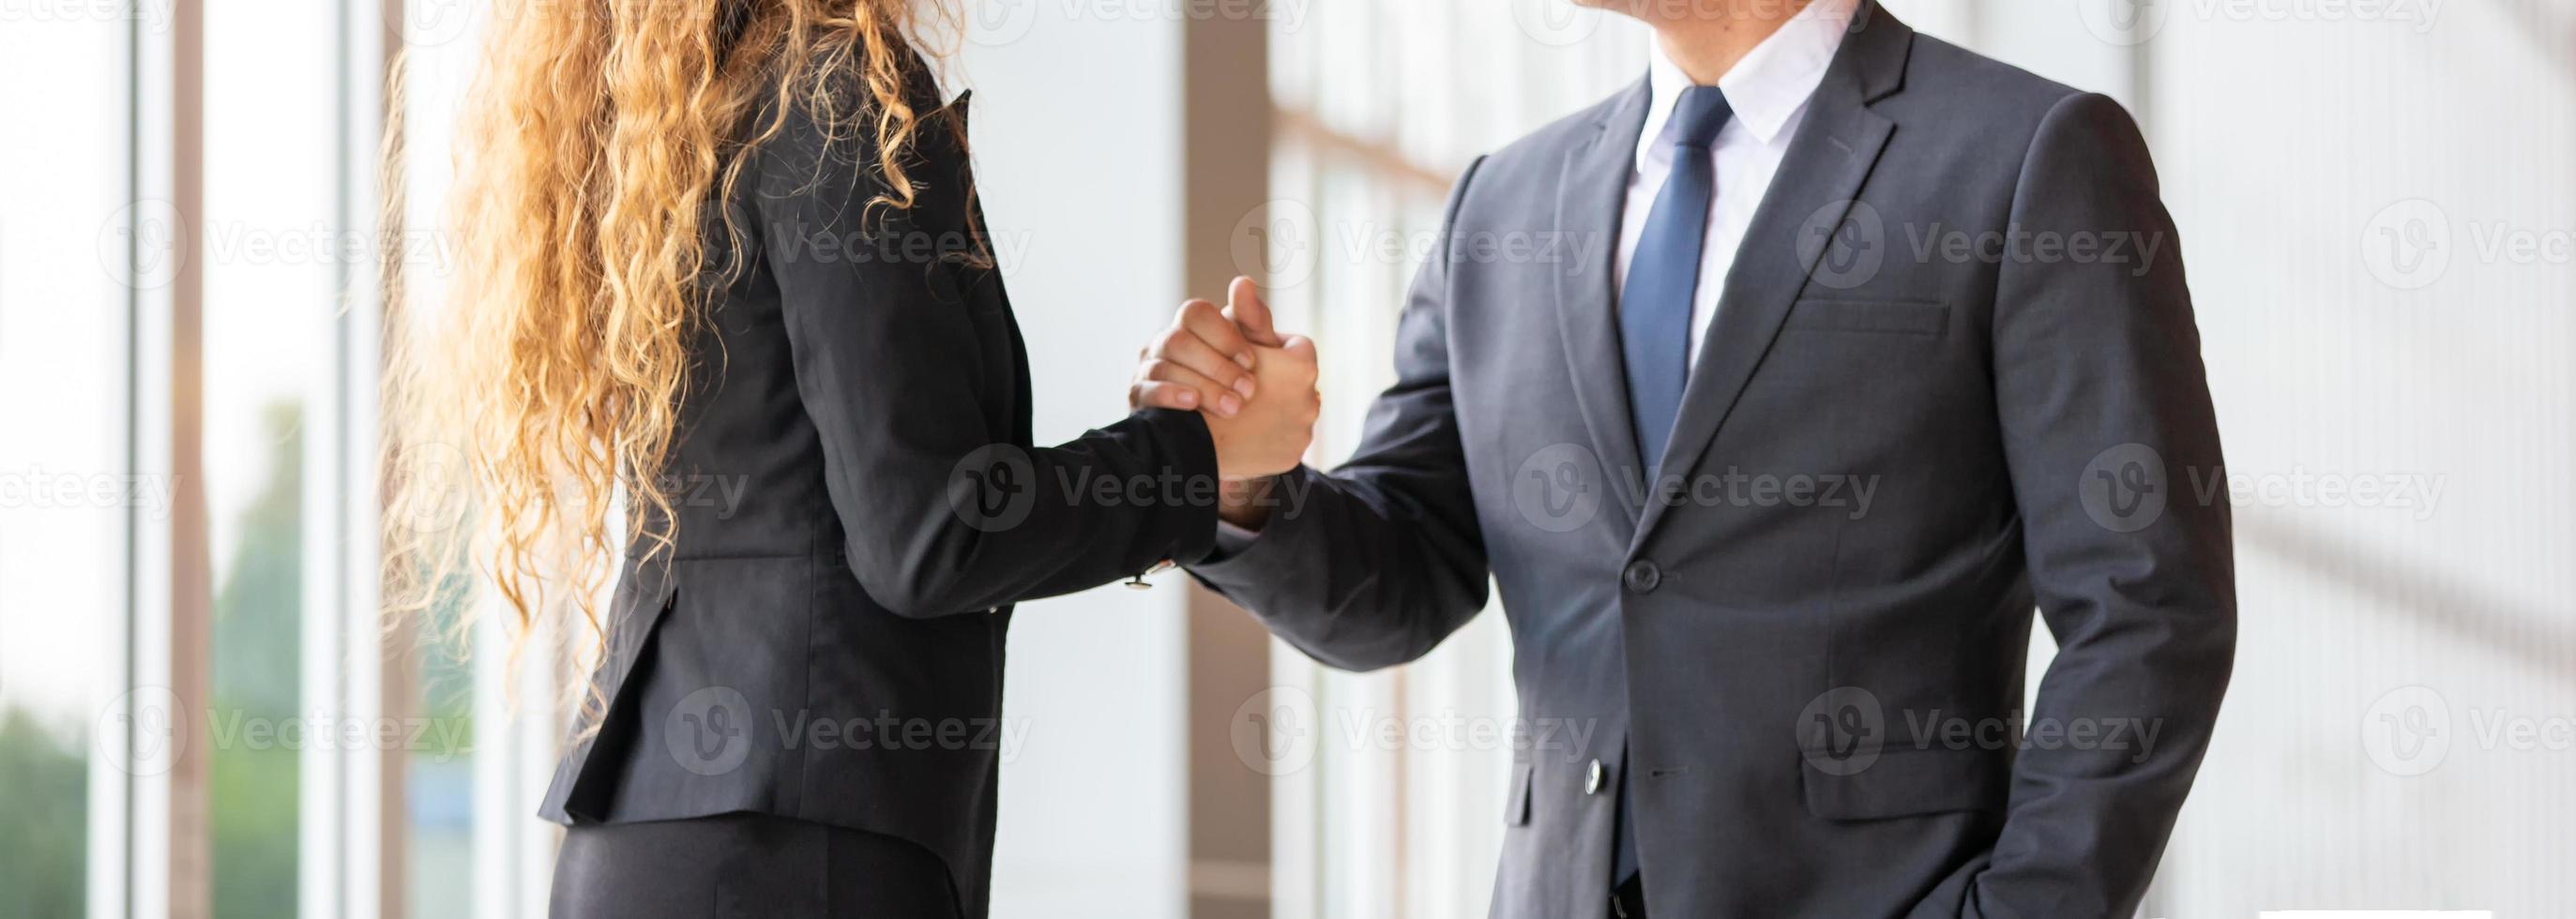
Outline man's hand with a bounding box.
[1205,337,1318,481]
[1130,279,1317,518]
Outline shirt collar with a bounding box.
[1635,0,1857,170]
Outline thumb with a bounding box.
[1225,276,1284,347]
[1280,334,1317,364]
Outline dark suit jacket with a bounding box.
[1190,6,2235,918]
[536,63,1219,919]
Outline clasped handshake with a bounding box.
[1124,277,1320,527]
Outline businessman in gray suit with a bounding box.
[1130,0,2234,916]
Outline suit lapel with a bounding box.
[1553,78,1656,528]
[1630,4,1912,547]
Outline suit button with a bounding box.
[1585,760,1606,794]
[1623,560,1660,594]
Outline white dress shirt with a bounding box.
[1620,0,1856,370]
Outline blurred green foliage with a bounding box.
[209,402,303,919]
[2,401,483,917]
[0,708,86,919]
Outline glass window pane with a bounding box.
[202,0,341,913]
[402,625,475,919]
[0,9,135,918]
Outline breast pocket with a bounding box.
[1782,297,1948,338]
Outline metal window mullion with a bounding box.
[87,7,148,919]
[326,0,403,915]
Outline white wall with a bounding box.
[2139,1,2576,914]
[955,11,1197,919]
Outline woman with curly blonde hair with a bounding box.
[384,1,1316,914]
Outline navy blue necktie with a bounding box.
[1619,86,1733,478]
[1614,84,1731,887]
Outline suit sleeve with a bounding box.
[1184,158,1494,671]
[752,98,1217,618]
[1971,92,2236,918]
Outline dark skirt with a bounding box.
[550,812,960,918]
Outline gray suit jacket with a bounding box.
[1190,7,2235,918]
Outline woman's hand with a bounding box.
[1130,279,1318,482]
[1129,292,1262,418]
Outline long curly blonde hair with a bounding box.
[384,0,954,703]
